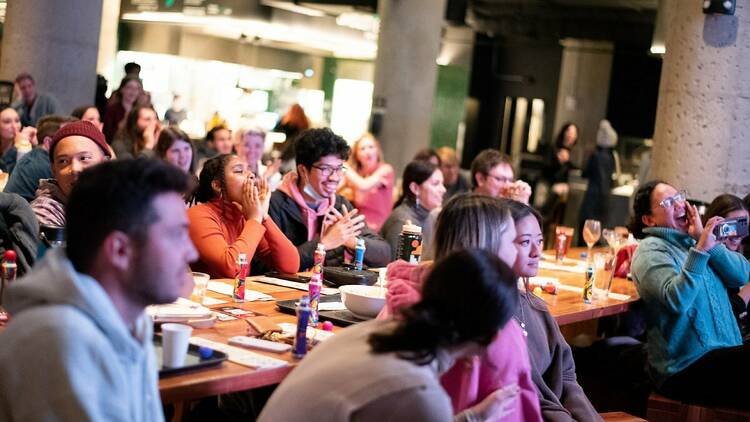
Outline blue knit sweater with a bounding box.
[631,227,749,386]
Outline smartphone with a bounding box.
[714,217,749,239]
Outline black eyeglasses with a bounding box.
[311,164,347,177]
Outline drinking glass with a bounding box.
[554,226,575,264]
[592,252,614,300]
[191,272,210,304]
[582,219,601,263]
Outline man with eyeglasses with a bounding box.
[268,128,390,270]
[470,149,532,204]
[629,180,750,410]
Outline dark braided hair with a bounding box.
[368,249,517,365]
[195,154,232,204]
[628,180,666,239]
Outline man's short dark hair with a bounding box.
[66,159,191,273]
[470,149,512,188]
[205,125,228,142]
[37,115,76,141]
[294,128,350,168]
[124,62,141,75]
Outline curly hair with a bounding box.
[195,154,232,204]
[294,127,350,169]
[369,249,518,365]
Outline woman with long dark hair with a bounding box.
[187,154,299,278]
[380,160,445,260]
[111,104,160,159]
[259,249,521,421]
[102,76,143,142]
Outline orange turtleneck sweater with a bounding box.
[187,197,300,278]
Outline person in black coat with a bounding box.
[578,120,618,233]
[267,128,391,271]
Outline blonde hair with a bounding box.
[432,194,514,260]
[349,133,383,173]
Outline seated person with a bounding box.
[195,125,233,172]
[470,149,531,204]
[5,115,73,201]
[0,106,36,174]
[188,154,299,278]
[0,159,197,421]
[269,128,390,270]
[381,195,542,421]
[437,146,470,204]
[71,105,104,132]
[630,181,750,409]
[380,160,445,260]
[234,127,281,191]
[155,127,195,176]
[704,193,750,339]
[111,105,160,159]
[30,121,111,227]
[259,249,522,422]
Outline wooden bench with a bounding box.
[600,411,647,421]
[647,393,750,421]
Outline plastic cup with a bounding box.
[161,323,193,368]
[592,252,615,300]
[191,272,210,304]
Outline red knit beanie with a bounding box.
[49,120,111,161]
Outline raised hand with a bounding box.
[257,176,270,220]
[697,216,723,253]
[686,202,704,241]
[238,176,263,223]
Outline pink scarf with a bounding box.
[278,172,336,241]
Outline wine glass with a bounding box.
[582,219,601,263]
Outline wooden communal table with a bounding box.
[539,247,639,326]
[160,248,640,405]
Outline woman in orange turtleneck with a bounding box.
[187,154,299,278]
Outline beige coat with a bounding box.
[258,319,462,421]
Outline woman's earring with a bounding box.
[416,196,420,209]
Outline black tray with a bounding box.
[154,335,228,377]
[276,294,368,327]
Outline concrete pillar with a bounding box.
[371,0,446,175]
[0,0,103,114]
[651,1,750,201]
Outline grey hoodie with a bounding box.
[0,248,164,422]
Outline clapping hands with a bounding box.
[321,204,365,251]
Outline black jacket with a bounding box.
[268,190,391,271]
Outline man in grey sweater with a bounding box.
[0,159,198,421]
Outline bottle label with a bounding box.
[398,232,423,264]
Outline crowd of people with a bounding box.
[0,67,749,422]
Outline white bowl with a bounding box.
[339,285,386,319]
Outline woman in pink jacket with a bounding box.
[379,193,543,422]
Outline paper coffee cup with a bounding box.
[161,323,192,368]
